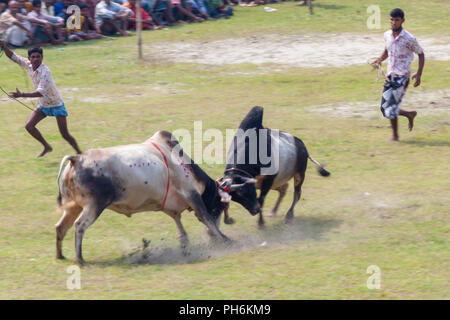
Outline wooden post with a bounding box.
[137,0,143,60]
[307,0,313,15]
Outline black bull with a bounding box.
[218,106,330,227]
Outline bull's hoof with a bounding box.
[224,217,235,225]
[269,211,278,217]
[76,258,86,266]
[222,236,236,248]
[257,223,266,230]
[181,247,191,257]
[284,215,294,224]
[56,254,66,260]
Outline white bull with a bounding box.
[56,130,231,264]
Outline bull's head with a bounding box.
[217,174,261,216]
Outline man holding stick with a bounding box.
[0,41,82,157]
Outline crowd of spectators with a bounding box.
[0,0,238,46]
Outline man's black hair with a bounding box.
[28,46,43,57]
[32,0,42,7]
[79,3,88,9]
[390,8,405,19]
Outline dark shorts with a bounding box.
[39,103,68,117]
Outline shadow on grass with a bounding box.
[89,215,342,267]
[399,139,450,147]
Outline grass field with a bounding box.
[0,0,448,299]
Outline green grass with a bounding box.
[0,1,449,299]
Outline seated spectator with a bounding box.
[28,0,64,44]
[122,0,151,16]
[169,0,203,23]
[24,0,34,12]
[0,0,33,46]
[123,0,160,30]
[0,0,8,13]
[206,0,232,18]
[148,0,176,26]
[67,3,103,40]
[16,0,30,13]
[41,0,56,15]
[54,0,73,21]
[85,0,97,18]
[186,0,209,20]
[95,0,132,36]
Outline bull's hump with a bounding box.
[147,130,180,151]
[239,106,264,130]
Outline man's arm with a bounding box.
[12,19,34,40]
[0,40,33,70]
[26,12,51,27]
[412,52,425,87]
[372,48,388,66]
[0,40,15,59]
[9,88,43,98]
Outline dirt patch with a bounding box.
[310,89,450,119]
[125,215,341,265]
[59,83,191,104]
[145,33,450,68]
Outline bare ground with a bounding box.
[145,33,450,68]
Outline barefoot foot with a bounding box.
[408,111,417,131]
[37,146,53,157]
[390,136,399,142]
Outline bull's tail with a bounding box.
[308,155,330,177]
[57,155,79,206]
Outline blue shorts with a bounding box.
[39,103,68,117]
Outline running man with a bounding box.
[372,8,425,141]
[0,41,82,157]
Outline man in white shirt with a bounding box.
[0,41,82,157]
[373,8,425,141]
[95,0,132,36]
[0,0,33,46]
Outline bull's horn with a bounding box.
[229,183,246,192]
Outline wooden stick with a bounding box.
[307,0,313,15]
[137,0,143,60]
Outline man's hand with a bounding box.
[370,58,382,68]
[412,73,421,87]
[27,30,33,40]
[0,40,6,49]
[10,88,23,98]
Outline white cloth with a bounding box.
[11,52,64,108]
[4,21,32,46]
[384,29,423,76]
[41,3,55,16]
